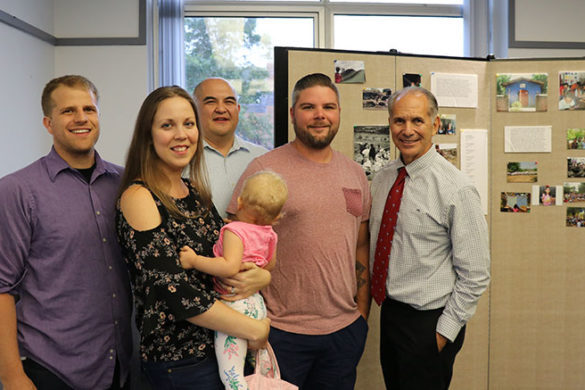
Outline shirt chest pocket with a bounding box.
[342,187,363,217]
[399,207,445,240]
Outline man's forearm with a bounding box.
[355,221,371,319]
[0,293,31,387]
[355,259,371,319]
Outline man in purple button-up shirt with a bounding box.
[0,76,132,390]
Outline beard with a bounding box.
[293,121,338,150]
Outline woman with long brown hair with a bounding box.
[116,86,269,389]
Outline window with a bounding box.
[330,0,461,3]
[334,15,463,56]
[184,13,316,148]
[183,1,467,147]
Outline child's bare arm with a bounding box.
[179,230,243,278]
[264,245,277,272]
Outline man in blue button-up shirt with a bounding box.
[0,75,132,390]
[193,78,270,302]
[193,78,267,220]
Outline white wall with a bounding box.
[505,0,585,58]
[0,0,149,178]
[52,0,149,167]
[54,0,139,38]
[0,0,55,177]
[1,0,54,33]
[54,45,147,166]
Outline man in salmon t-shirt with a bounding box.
[227,73,371,389]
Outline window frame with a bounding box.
[184,1,469,54]
[184,4,325,47]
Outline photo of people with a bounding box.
[362,88,391,110]
[438,114,456,135]
[402,73,421,88]
[567,128,585,149]
[506,161,538,183]
[568,157,585,178]
[435,144,457,167]
[496,73,548,112]
[539,185,556,206]
[334,60,366,83]
[559,71,585,111]
[563,182,585,203]
[566,207,585,227]
[353,125,390,179]
[500,192,531,213]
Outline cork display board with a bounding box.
[274,47,585,389]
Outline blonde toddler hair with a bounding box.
[239,171,288,225]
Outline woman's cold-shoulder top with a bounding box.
[116,180,224,362]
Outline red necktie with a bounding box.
[371,167,407,305]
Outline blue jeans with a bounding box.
[268,316,368,390]
[142,356,223,390]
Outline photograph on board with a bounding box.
[496,73,548,112]
[435,143,457,167]
[500,192,531,213]
[506,161,538,183]
[438,114,456,135]
[334,60,366,83]
[563,182,585,203]
[559,71,585,110]
[568,157,585,178]
[567,128,585,149]
[353,125,390,179]
[402,73,421,88]
[567,207,585,227]
[362,88,391,110]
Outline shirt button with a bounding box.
[96,211,101,216]
[102,238,107,243]
[114,320,119,325]
[108,265,113,270]
[110,349,114,353]
[109,356,113,360]
[112,293,117,298]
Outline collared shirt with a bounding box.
[0,147,133,390]
[204,135,267,218]
[369,147,490,341]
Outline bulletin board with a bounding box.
[274,46,585,390]
[489,57,585,389]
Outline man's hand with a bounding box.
[1,371,37,390]
[0,294,36,390]
[436,332,448,353]
[218,262,271,301]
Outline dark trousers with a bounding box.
[268,316,368,390]
[141,355,223,390]
[380,298,465,390]
[23,357,128,390]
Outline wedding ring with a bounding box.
[231,286,235,294]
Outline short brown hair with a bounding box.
[41,75,99,116]
[291,73,339,108]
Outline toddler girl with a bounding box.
[180,170,288,389]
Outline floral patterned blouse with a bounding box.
[116,180,224,362]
